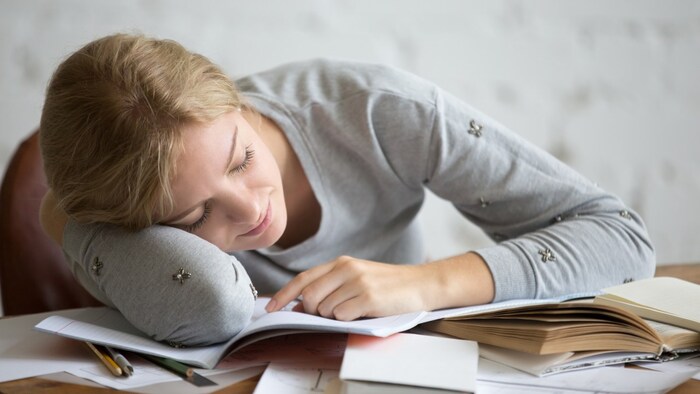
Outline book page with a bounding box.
[33,308,228,369]
[34,297,427,369]
[602,277,700,320]
[598,277,700,332]
[645,319,700,349]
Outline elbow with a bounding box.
[627,221,656,281]
[638,237,656,280]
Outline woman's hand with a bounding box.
[266,253,495,320]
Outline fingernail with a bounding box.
[265,299,277,312]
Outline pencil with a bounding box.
[105,346,134,376]
[85,342,122,377]
[141,353,193,377]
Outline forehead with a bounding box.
[178,111,238,162]
[170,112,238,193]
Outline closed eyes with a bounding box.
[230,145,255,174]
[183,200,212,233]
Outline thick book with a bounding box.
[419,299,700,376]
[34,295,577,369]
[593,276,700,333]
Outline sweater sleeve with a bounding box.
[62,219,256,346]
[428,88,655,301]
[369,67,655,302]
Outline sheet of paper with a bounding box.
[0,306,265,390]
[43,366,265,394]
[238,333,347,394]
[253,360,341,394]
[476,357,695,394]
[64,351,211,390]
[0,308,104,382]
[633,353,700,380]
[479,344,661,377]
[340,332,478,392]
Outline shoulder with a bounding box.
[236,58,437,108]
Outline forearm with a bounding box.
[41,188,256,345]
[477,208,655,302]
[420,252,495,311]
[63,220,256,345]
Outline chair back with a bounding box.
[0,131,101,316]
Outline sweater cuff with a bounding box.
[474,243,537,302]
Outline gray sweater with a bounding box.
[62,59,655,346]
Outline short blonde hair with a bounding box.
[40,33,243,229]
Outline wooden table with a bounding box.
[1,263,698,394]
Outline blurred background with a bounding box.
[2,1,699,312]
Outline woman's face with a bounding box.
[161,110,287,252]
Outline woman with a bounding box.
[39,33,655,346]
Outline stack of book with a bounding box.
[419,277,700,376]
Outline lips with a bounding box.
[241,201,272,237]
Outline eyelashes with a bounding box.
[183,200,212,233]
[230,146,255,174]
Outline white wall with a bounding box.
[2,1,699,312]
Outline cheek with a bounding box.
[195,223,230,251]
[256,147,283,185]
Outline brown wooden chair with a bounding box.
[0,131,101,316]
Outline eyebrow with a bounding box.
[165,126,239,224]
[225,125,239,174]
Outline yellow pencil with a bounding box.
[85,342,123,377]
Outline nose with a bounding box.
[219,188,262,224]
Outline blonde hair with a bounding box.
[40,33,244,229]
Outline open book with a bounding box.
[593,276,700,332]
[419,299,700,376]
[34,295,583,369]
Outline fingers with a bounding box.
[265,261,336,313]
[266,256,367,317]
[279,266,364,319]
[265,257,424,321]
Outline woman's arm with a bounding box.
[268,65,654,318]
[39,189,256,346]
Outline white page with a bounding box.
[479,344,663,377]
[42,366,265,394]
[0,306,265,389]
[633,353,700,380]
[418,291,599,323]
[253,360,342,394]
[602,277,700,322]
[476,357,696,394]
[340,332,478,392]
[0,308,103,382]
[66,360,263,392]
[34,297,426,369]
